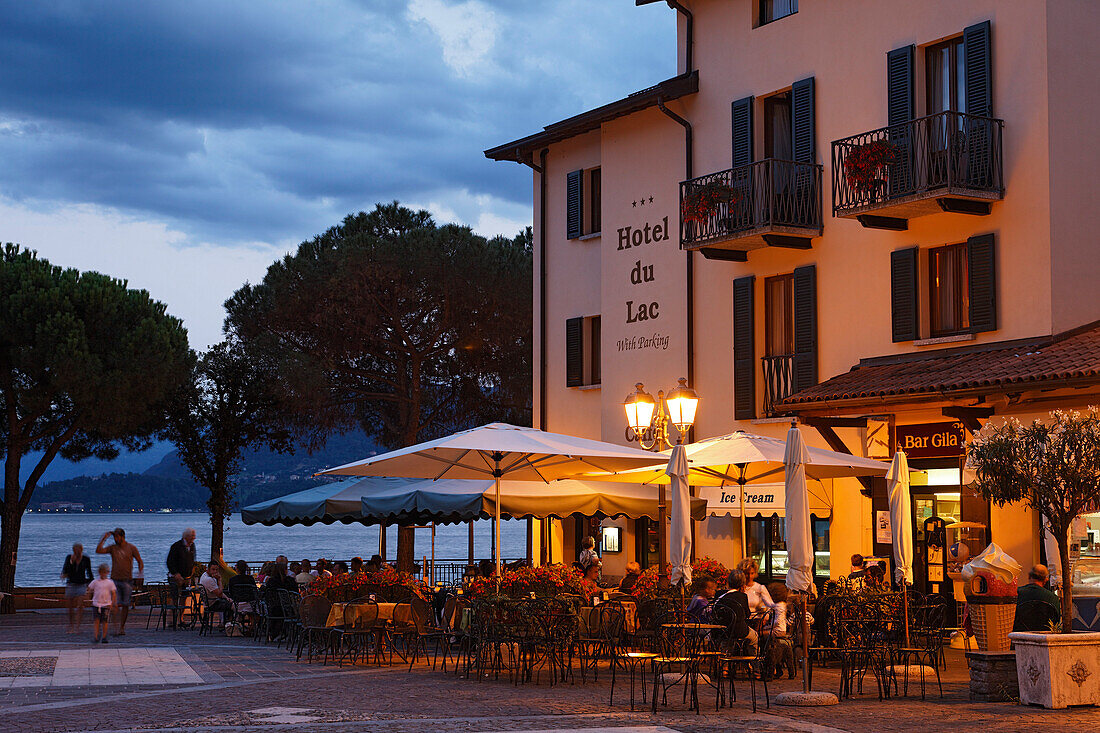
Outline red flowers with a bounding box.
[462,564,596,600]
[630,556,729,600]
[681,182,737,224]
[311,567,429,602]
[843,140,897,195]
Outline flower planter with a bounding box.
[1008,631,1100,708]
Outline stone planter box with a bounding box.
[966,650,1018,702]
[1008,631,1100,708]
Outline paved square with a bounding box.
[0,647,202,688]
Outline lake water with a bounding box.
[14,513,528,587]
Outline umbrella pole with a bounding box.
[494,454,503,591]
[903,580,911,647]
[802,591,811,694]
[739,477,747,560]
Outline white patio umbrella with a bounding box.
[316,423,663,580]
[666,444,693,588]
[581,430,891,556]
[783,422,822,698]
[783,425,814,594]
[887,450,914,645]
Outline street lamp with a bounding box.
[623,378,700,588]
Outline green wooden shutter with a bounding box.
[967,234,997,333]
[731,96,755,168]
[733,276,756,420]
[890,247,919,342]
[791,77,815,164]
[792,264,817,393]
[565,317,583,387]
[964,21,993,118]
[566,170,583,240]
[887,45,915,196]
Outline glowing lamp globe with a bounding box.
[623,383,656,436]
[665,377,699,434]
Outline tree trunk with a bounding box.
[0,503,21,614]
[208,479,227,564]
[1057,534,1074,634]
[396,525,415,573]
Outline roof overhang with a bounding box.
[779,320,1100,413]
[484,71,699,165]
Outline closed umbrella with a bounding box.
[783,422,815,695]
[887,451,914,645]
[666,444,692,588]
[316,423,663,581]
[783,424,814,594]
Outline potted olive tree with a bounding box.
[967,408,1100,708]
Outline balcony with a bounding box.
[680,159,823,260]
[832,111,1004,230]
[762,354,795,417]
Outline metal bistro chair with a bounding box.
[339,597,381,666]
[712,602,770,713]
[894,597,945,700]
[296,594,340,665]
[650,610,705,714]
[404,595,447,671]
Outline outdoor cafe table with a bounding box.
[578,600,639,635]
[325,601,411,628]
[660,622,725,631]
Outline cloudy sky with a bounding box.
[0,1,675,349]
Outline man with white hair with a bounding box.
[166,528,197,625]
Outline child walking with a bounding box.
[87,564,117,644]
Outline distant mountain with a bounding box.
[29,432,382,512]
[20,441,176,484]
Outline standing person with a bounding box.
[86,564,117,644]
[166,528,197,603]
[578,536,599,569]
[61,543,93,633]
[96,527,143,636]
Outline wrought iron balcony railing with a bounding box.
[831,110,1004,221]
[680,159,823,251]
[762,354,795,417]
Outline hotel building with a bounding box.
[487,0,1100,605]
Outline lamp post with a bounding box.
[623,378,699,589]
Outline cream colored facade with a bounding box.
[489,0,1100,586]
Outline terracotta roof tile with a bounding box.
[782,322,1100,407]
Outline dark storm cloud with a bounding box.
[0,0,674,242]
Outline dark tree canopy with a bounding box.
[225,202,532,448]
[224,203,532,570]
[161,339,292,561]
[0,244,191,606]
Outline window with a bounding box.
[764,273,795,357]
[589,315,601,385]
[925,36,966,116]
[588,168,601,235]
[760,0,797,25]
[763,92,793,161]
[747,514,829,581]
[928,243,969,336]
[566,167,601,239]
[564,314,601,387]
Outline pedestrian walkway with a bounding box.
[0,648,203,688]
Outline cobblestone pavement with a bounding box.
[2,610,1098,733]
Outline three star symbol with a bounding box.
[631,196,655,207]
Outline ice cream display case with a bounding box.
[1072,514,1100,631]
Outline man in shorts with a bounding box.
[96,527,144,636]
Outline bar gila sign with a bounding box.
[895,421,966,459]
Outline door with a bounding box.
[925,36,966,185]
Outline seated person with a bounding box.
[314,558,333,579]
[763,583,796,679]
[332,560,349,576]
[848,554,866,586]
[686,578,717,620]
[294,560,314,586]
[715,569,758,656]
[618,561,642,594]
[350,556,365,575]
[478,559,496,578]
[225,560,257,614]
[582,561,602,586]
[1013,564,1062,632]
[198,563,234,625]
[864,564,886,591]
[365,555,384,573]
